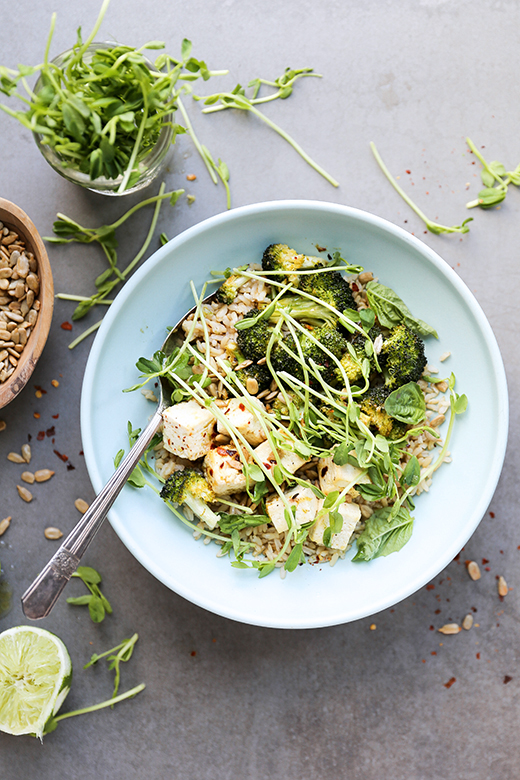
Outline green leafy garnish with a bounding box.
[370,141,472,235]
[66,566,112,623]
[84,634,139,700]
[365,281,438,338]
[465,137,520,209]
[384,382,426,424]
[353,506,414,562]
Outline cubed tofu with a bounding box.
[204,446,248,496]
[162,400,216,460]
[309,500,361,551]
[266,486,319,534]
[217,398,267,446]
[253,439,308,478]
[318,455,370,496]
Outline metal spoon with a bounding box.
[21,292,216,620]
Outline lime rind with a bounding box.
[0,626,72,739]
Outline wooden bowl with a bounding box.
[0,199,54,409]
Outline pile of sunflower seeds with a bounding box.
[0,221,40,384]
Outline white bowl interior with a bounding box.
[81,200,508,628]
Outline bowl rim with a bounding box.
[0,198,54,409]
[81,198,509,628]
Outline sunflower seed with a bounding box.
[462,614,474,630]
[498,576,508,597]
[438,623,461,635]
[44,527,63,540]
[467,561,481,581]
[34,469,55,482]
[21,443,31,463]
[7,451,24,463]
[21,471,35,484]
[0,516,11,536]
[74,498,89,514]
[16,485,33,502]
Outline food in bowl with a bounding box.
[128,242,467,578]
[0,219,41,384]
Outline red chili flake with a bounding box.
[421,659,426,663]
[444,677,456,689]
[482,558,489,564]
[52,414,59,419]
[423,231,428,234]
[404,220,408,223]
[476,652,481,659]
[504,675,513,684]
[351,283,359,292]
[61,322,73,331]
[46,426,56,437]
[190,650,197,656]
[471,607,477,612]
[389,609,395,613]
[37,431,45,441]
[489,511,495,518]
[34,385,47,395]
[27,434,32,441]
[453,553,460,562]
[406,169,411,174]
[429,625,434,631]
[426,584,435,590]
[485,567,491,572]
[34,412,40,419]
[434,609,441,614]
[431,651,437,656]
[53,449,69,462]
[500,550,504,554]
[79,450,84,456]
[66,463,75,471]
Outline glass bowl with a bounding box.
[32,43,174,196]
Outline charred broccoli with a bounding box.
[262,243,327,281]
[379,324,427,389]
[216,271,250,304]
[335,326,383,385]
[359,386,409,440]
[300,325,349,384]
[298,270,356,314]
[235,312,272,361]
[160,468,220,528]
[264,294,338,329]
[229,348,272,393]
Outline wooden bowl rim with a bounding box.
[0,198,54,410]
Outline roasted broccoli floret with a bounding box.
[160,468,220,528]
[298,270,356,314]
[234,359,272,394]
[335,326,383,385]
[264,294,338,329]
[359,386,409,440]
[216,272,250,304]
[262,243,327,280]
[235,311,272,361]
[379,324,427,389]
[300,325,349,384]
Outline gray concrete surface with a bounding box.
[1,1,519,778]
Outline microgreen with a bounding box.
[50,183,183,348]
[44,633,144,734]
[465,137,520,209]
[370,141,473,235]
[66,565,112,623]
[84,633,139,700]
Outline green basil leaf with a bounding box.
[353,506,414,562]
[365,281,438,339]
[384,382,426,424]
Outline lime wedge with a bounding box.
[0,626,72,738]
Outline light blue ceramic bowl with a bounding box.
[81,200,508,628]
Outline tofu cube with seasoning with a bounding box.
[266,486,319,534]
[309,500,362,551]
[204,445,248,496]
[216,398,267,446]
[162,400,216,460]
[318,455,370,496]
[253,439,308,478]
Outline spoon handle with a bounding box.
[21,408,163,620]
